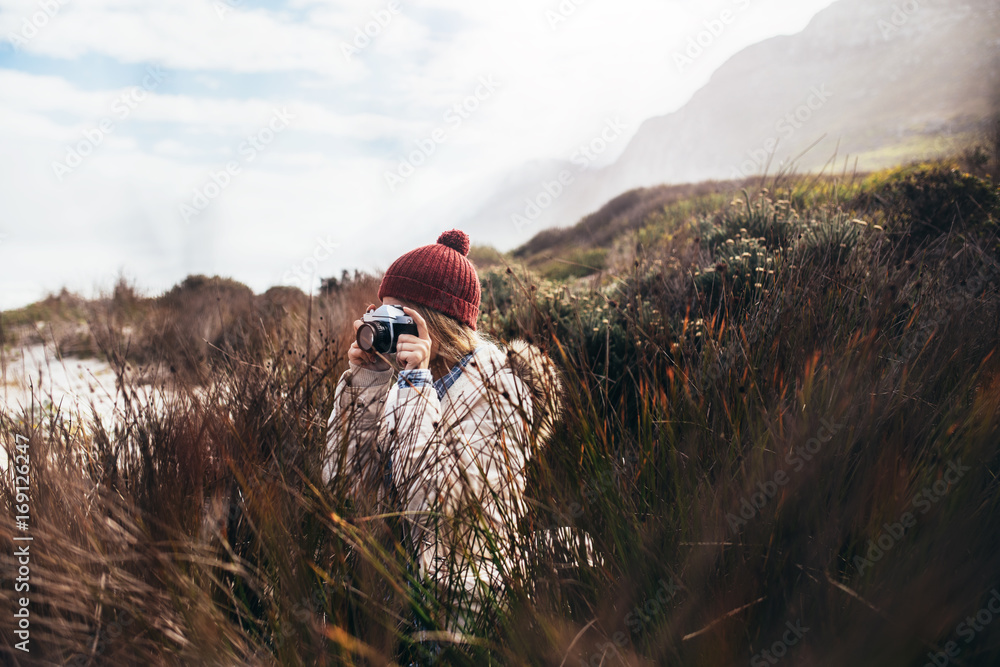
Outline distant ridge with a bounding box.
[462,0,1000,249]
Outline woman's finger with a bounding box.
[400,307,431,342]
[397,335,430,350]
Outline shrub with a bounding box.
[853,162,999,248]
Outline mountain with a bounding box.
[461,0,1000,250]
[608,0,999,189]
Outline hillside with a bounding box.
[461,0,1000,249]
[608,0,999,188]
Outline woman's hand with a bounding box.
[395,307,432,371]
[348,305,390,371]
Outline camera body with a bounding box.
[356,304,419,354]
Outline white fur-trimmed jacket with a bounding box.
[322,338,561,619]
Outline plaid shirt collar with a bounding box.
[433,345,485,399]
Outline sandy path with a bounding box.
[0,344,170,470]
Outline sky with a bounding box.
[0,0,838,309]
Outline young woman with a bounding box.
[322,229,562,637]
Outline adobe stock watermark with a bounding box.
[275,589,329,639]
[853,459,969,575]
[12,433,31,654]
[178,107,295,225]
[674,0,752,73]
[282,235,341,290]
[750,619,809,666]
[51,65,169,182]
[545,0,588,31]
[214,0,245,20]
[878,1,920,41]
[6,0,67,51]
[510,117,628,234]
[729,84,833,180]
[383,75,500,192]
[341,0,402,60]
[580,577,683,667]
[726,416,845,533]
[920,587,1000,667]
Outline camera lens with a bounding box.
[357,324,376,351]
[357,322,392,353]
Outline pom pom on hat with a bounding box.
[437,229,471,256]
[378,229,481,329]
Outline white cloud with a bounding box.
[0,0,841,309]
[0,69,422,145]
[0,0,358,80]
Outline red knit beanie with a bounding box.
[378,229,481,330]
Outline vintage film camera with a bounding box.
[355,304,419,354]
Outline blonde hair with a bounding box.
[392,297,490,379]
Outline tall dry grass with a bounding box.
[1,161,1000,665]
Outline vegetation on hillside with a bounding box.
[2,159,1000,665]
